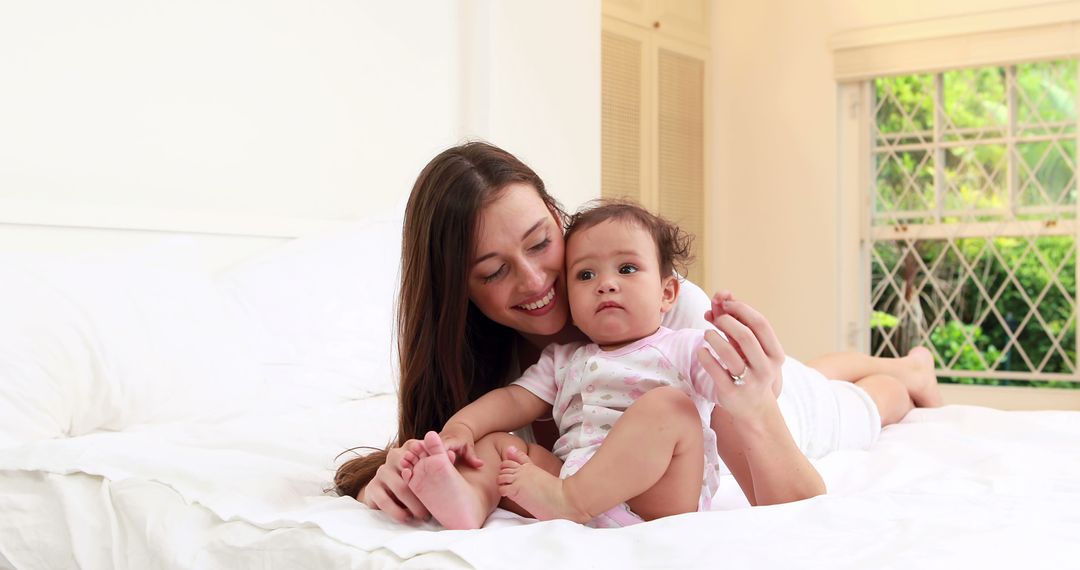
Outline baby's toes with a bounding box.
[497,477,520,498]
[500,459,522,470]
[502,445,532,464]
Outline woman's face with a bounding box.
[468,183,570,338]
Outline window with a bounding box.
[867,60,1079,388]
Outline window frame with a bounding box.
[838,61,1080,394]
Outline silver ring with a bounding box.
[729,367,748,386]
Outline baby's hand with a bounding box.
[704,290,735,326]
[439,423,484,469]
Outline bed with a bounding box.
[2,212,1080,570]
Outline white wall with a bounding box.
[0,1,462,221]
[462,1,601,212]
[709,1,838,361]
[0,0,599,244]
[708,0,1059,360]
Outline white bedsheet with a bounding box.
[2,394,1079,569]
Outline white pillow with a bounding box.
[0,238,264,446]
[219,213,402,401]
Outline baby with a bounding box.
[401,200,731,528]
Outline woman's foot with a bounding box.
[497,452,591,524]
[404,432,488,530]
[901,346,943,408]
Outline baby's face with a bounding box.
[565,219,677,349]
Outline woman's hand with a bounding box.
[359,440,431,523]
[698,290,786,417]
[699,291,826,504]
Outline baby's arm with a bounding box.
[436,385,551,468]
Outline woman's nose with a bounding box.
[518,261,545,292]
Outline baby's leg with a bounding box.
[497,386,704,523]
[495,441,564,518]
[403,431,560,529]
[804,347,943,409]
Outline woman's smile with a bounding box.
[514,283,557,313]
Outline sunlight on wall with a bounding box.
[709,0,1060,358]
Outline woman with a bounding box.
[334,141,940,522]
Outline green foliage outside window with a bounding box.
[871,60,1079,388]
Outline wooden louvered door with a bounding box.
[601,20,649,205]
[602,3,709,285]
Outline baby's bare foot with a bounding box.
[904,346,943,408]
[400,439,429,483]
[497,458,591,524]
[406,432,487,530]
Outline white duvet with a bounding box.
[2,393,1079,570]
[3,230,1079,569]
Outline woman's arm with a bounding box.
[698,292,825,505]
[709,402,825,505]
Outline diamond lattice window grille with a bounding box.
[869,60,1079,387]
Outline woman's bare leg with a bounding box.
[805,346,943,408]
[852,374,915,426]
[496,386,704,523]
[403,431,561,529]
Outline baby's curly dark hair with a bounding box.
[564,198,694,278]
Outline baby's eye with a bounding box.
[577,269,595,281]
[619,264,638,275]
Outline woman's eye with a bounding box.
[529,237,551,252]
[482,265,507,283]
[618,264,638,275]
[577,269,595,281]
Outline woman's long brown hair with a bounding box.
[334,141,565,498]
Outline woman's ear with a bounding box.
[660,274,680,314]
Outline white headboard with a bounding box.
[0,199,354,273]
